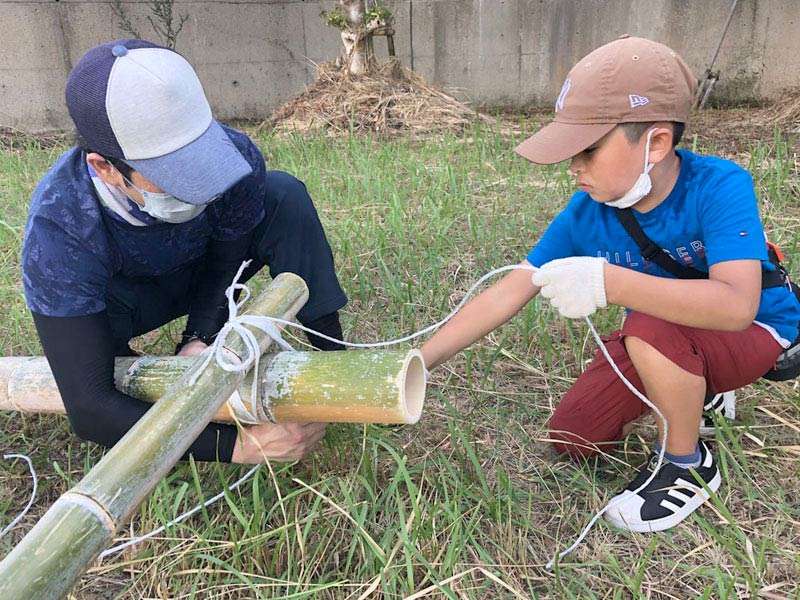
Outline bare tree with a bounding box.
[322,1,394,76]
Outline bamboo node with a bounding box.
[61,491,117,534]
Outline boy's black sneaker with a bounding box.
[699,390,735,436]
[603,440,721,532]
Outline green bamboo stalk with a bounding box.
[0,273,308,600]
[0,350,426,425]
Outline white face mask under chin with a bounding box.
[605,128,657,209]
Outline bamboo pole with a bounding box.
[0,273,308,600]
[259,350,425,424]
[0,350,425,425]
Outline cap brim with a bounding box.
[126,120,253,205]
[514,121,616,165]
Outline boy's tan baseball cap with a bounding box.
[515,35,697,165]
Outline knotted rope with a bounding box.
[179,261,670,569]
[187,260,293,422]
[7,262,670,568]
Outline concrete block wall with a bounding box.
[1,0,798,132]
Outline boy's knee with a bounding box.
[549,409,603,460]
[623,311,682,359]
[621,311,705,379]
[622,334,652,360]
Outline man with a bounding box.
[22,39,347,463]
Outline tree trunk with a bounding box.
[340,0,372,75]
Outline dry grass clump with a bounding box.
[700,89,800,134]
[761,89,800,131]
[687,90,800,160]
[266,58,488,137]
[0,127,70,152]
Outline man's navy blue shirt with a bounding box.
[23,126,266,317]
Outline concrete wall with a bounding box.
[1,0,798,132]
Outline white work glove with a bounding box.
[531,257,608,319]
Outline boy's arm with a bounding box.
[604,259,761,330]
[421,262,539,370]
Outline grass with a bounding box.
[0,114,799,599]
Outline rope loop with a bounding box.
[187,261,294,404]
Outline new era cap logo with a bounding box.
[629,94,650,108]
[555,77,571,112]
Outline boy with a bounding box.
[420,36,800,532]
[22,40,347,464]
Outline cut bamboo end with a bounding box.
[401,349,426,424]
[0,493,115,599]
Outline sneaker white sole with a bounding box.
[603,470,722,533]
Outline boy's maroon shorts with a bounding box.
[549,311,783,459]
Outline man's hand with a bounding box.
[531,256,608,319]
[231,422,328,464]
[176,339,209,356]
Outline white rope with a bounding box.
[99,464,261,558]
[546,318,667,569]
[187,260,294,404]
[182,261,668,568]
[218,263,536,351]
[224,390,261,425]
[3,262,667,568]
[1,454,37,539]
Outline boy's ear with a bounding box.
[647,127,675,164]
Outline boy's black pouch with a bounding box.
[761,245,800,381]
[615,207,800,381]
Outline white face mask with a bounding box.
[122,176,207,224]
[605,128,657,209]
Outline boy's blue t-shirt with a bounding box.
[22,126,266,317]
[527,149,800,346]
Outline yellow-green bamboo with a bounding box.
[0,350,426,425]
[259,350,425,424]
[0,273,308,600]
